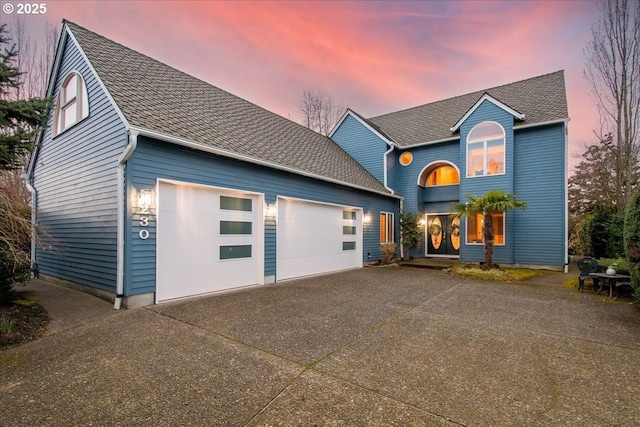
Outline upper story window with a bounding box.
[466,121,505,177]
[425,165,460,186]
[54,72,89,135]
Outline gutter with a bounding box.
[114,129,138,309]
[130,126,402,200]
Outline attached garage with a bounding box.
[156,181,264,302]
[276,197,363,281]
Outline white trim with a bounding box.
[513,118,570,131]
[383,143,395,194]
[563,120,569,273]
[398,135,460,149]
[156,178,268,199]
[114,130,138,309]
[379,211,395,244]
[53,70,90,136]
[329,109,396,146]
[450,93,525,132]
[466,121,506,179]
[129,125,401,200]
[416,160,461,186]
[64,24,130,128]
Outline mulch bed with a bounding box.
[0,299,49,350]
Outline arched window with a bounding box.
[425,165,459,186]
[418,162,460,187]
[467,121,505,177]
[54,72,89,135]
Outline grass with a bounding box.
[447,264,554,283]
[1,316,16,334]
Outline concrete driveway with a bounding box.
[2,267,640,426]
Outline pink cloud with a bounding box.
[19,0,601,168]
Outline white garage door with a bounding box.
[156,181,263,302]
[277,198,362,281]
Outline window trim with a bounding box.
[466,121,505,178]
[465,212,505,246]
[416,160,461,187]
[380,212,394,244]
[54,71,89,136]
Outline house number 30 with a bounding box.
[139,216,149,240]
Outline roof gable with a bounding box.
[367,71,568,148]
[449,93,525,132]
[62,21,391,196]
[330,109,396,145]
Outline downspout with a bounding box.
[564,121,569,273]
[114,129,138,309]
[383,143,404,259]
[22,175,37,274]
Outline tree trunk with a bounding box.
[483,211,495,268]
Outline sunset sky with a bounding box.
[4,0,602,168]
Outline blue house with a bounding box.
[330,71,569,270]
[27,21,568,307]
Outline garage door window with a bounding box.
[220,221,252,235]
[343,242,356,250]
[220,195,252,211]
[220,245,252,260]
[343,226,356,235]
[343,211,356,220]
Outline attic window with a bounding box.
[54,72,89,135]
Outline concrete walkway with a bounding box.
[2,267,640,426]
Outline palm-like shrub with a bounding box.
[451,189,528,269]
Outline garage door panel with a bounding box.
[277,198,362,281]
[156,182,262,302]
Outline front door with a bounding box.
[426,214,460,256]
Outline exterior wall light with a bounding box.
[363,214,371,224]
[137,189,153,211]
[265,203,277,219]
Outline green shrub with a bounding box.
[400,211,422,259]
[576,206,625,258]
[624,189,640,294]
[597,258,632,275]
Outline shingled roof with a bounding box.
[367,71,568,148]
[63,21,391,195]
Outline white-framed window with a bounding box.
[380,212,394,243]
[466,212,505,245]
[466,121,505,177]
[54,72,89,135]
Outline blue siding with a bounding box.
[423,185,459,203]
[124,137,399,296]
[513,124,566,266]
[458,101,515,264]
[33,33,127,291]
[331,114,389,185]
[394,140,460,213]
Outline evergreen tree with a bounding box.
[0,24,51,304]
[0,24,50,170]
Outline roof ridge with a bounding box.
[64,20,324,136]
[61,20,392,195]
[369,70,564,120]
